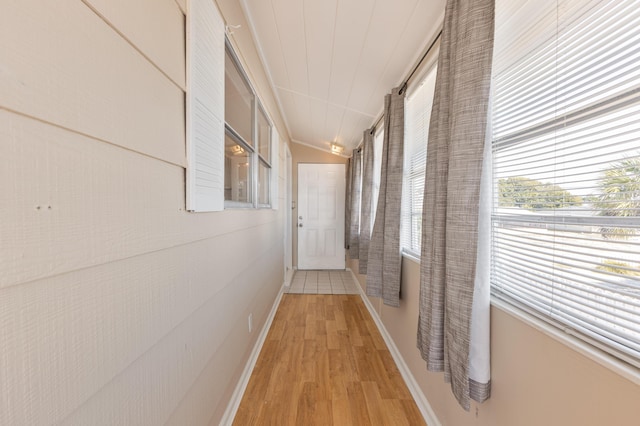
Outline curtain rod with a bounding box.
[370,114,383,135]
[367,29,443,136]
[399,29,442,95]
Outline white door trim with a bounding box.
[284,145,293,284]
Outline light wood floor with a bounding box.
[233,294,426,425]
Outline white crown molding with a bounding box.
[291,139,351,158]
[237,0,294,145]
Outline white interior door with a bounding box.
[297,163,345,270]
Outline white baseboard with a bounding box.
[219,285,285,425]
[220,272,441,426]
[347,268,441,426]
[284,267,295,288]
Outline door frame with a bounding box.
[284,145,293,283]
[297,163,346,270]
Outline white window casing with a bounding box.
[492,0,640,367]
[271,127,279,210]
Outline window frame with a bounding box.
[256,103,272,208]
[490,0,640,369]
[224,124,254,208]
[224,38,273,209]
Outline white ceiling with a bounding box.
[240,0,445,153]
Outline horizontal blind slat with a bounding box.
[492,0,640,364]
[401,65,437,254]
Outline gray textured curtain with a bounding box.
[345,158,352,249]
[417,0,495,411]
[348,149,362,258]
[358,128,375,274]
[366,87,405,306]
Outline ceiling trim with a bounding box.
[368,9,444,126]
[275,85,376,119]
[378,11,444,103]
[291,139,350,158]
[237,0,445,155]
[357,15,445,150]
[238,0,293,143]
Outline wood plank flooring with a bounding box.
[233,294,426,425]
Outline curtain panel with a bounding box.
[348,149,362,258]
[367,87,405,307]
[358,128,375,274]
[416,0,495,410]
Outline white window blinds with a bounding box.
[492,0,640,366]
[186,0,225,212]
[401,66,437,256]
[371,128,384,229]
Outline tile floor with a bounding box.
[286,270,361,294]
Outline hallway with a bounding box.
[232,293,426,425]
[4,1,640,424]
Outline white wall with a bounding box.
[0,0,287,424]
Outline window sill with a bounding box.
[401,250,421,264]
[224,201,255,209]
[401,250,640,384]
[491,296,640,386]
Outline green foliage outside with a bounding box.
[498,176,583,210]
[592,157,640,240]
[596,260,640,276]
[498,159,639,277]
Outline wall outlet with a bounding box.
[248,313,253,333]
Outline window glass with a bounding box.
[492,0,640,366]
[224,132,252,203]
[258,160,270,206]
[258,107,271,163]
[401,66,437,256]
[225,49,254,147]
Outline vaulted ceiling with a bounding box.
[239,0,445,154]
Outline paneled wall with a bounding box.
[0,0,287,424]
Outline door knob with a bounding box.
[298,223,303,228]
